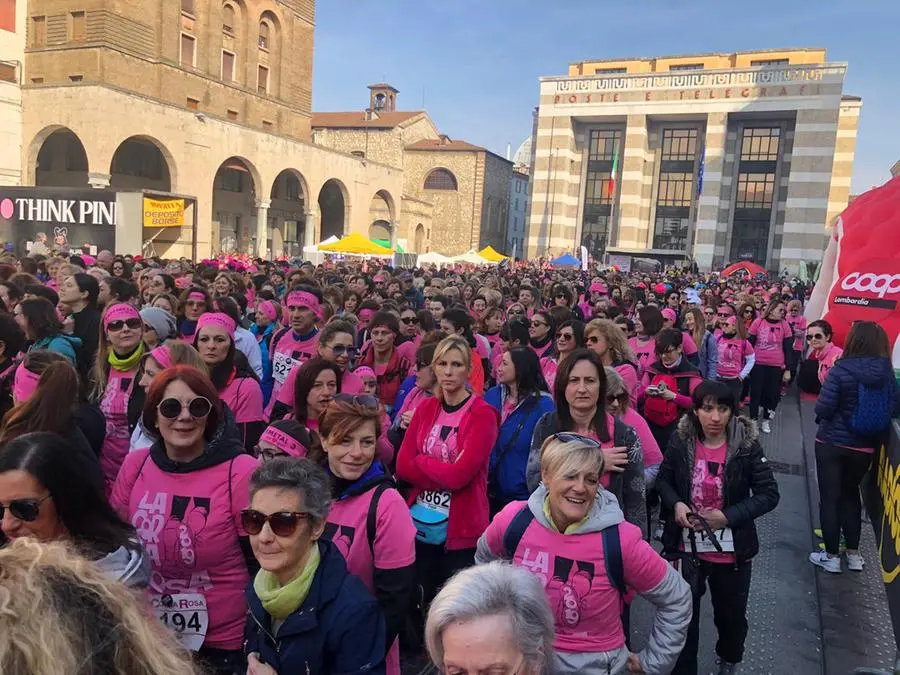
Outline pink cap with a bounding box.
[103,303,140,329]
[13,365,41,404]
[662,308,677,322]
[197,312,236,337]
[654,283,667,294]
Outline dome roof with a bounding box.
[513,137,532,169]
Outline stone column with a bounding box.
[692,112,728,271]
[616,115,649,249]
[255,200,270,258]
[304,209,318,250]
[88,172,111,189]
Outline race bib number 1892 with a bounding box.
[152,593,209,651]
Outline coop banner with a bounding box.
[143,198,185,228]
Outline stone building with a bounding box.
[529,48,860,273]
[0,0,25,186]
[312,84,514,256]
[16,0,405,258]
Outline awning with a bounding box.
[318,232,394,256]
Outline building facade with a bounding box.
[506,169,529,258]
[16,0,404,258]
[529,48,860,273]
[312,84,514,256]
[0,0,25,186]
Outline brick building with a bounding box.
[529,48,860,273]
[0,0,25,186]
[15,0,405,258]
[312,84,514,256]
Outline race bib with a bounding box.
[683,526,734,554]
[272,351,295,385]
[415,490,451,516]
[152,593,209,651]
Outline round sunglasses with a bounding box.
[806,333,825,341]
[158,396,212,419]
[0,495,51,522]
[241,509,308,537]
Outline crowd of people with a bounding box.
[0,247,895,675]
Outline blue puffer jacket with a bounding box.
[815,356,899,449]
[484,386,556,504]
[245,539,386,674]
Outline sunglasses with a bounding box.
[0,495,51,522]
[186,300,206,308]
[332,392,380,409]
[400,316,419,325]
[508,308,525,315]
[329,345,358,357]
[107,318,142,332]
[555,293,567,299]
[552,432,601,447]
[241,509,308,537]
[606,393,627,405]
[556,332,573,341]
[716,312,731,318]
[158,396,212,419]
[704,310,715,316]
[530,321,547,328]
[806,333,825,341]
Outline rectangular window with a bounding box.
[584,172,614,206]
[750,58,789,66]
[657,172,694,208]
[71,11,85,41]
[661,129,698,162]
[186,97,199,110]
[588,129,622,162]
[69,74,82,82]
[181,0,194,14]
[226,109,238,121]
[180,33,195,67]
[740,127,780,162]
[0,62,16,83]
[257,65,268,94]
[221,50,235,81]
[669,63,704,71]
[653,215,690,250]
[32,16,45,47]
[594,67,627,74]
[735,172,776,209]
[31,76,43,84]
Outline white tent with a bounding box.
[417,251,452,266]
[449,249,489,265]
[301,235,340,265]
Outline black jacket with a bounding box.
[73,304,102,393]
[656,415,780,565]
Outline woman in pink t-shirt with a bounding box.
[476,434,691,674]
[540,319,584,389]
[311,394,416,675]
[629,306,663,378]
[604,366,663,487]
[194,312,265,453]
[747,299,793,433]
[805,319,843,386]
[656,380,779,674]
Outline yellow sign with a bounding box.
[143,198,185,228]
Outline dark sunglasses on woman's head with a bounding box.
[332,392,380,409]
[108,318,142,332]
[552,432,601,447]
[0,495,50,522]
[806,333,825,341]
[158,396,212,419]
[400,316,419,325]
[329,345,358,357]
[240,509,308,537]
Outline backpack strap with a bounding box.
[602,523,626,598]
[366,481,393,555]
[502,504,535,558]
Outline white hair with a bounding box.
[425,562,554,674]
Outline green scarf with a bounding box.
[253,544,321,620]
[108,343,145,371]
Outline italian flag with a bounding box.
[608,150,619,198]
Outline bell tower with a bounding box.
[368,83,399,113]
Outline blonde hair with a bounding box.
[584,319,635,364]
[539,435,605,482]
[90,304,141,401]
[431,335,472,401]
[147,342,208,374]
[0,538,198,675]
[682,307,706,351]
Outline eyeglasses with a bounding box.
[806,333,825,341]
[400,316,419,325]
[556,332,573,341]
[703,310,715,316]
[555,293,567,299]
[107,318,142,332]
[508,308,525,315]
[240,509,308,537]
[328,345,358,358]
[254,446,287,461]
[332,392,380,409]
[743,308,755,314]
[157,396,212,419]
[0,495,51,522]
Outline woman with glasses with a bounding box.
[395,306,422,366]
[540,318,584,387]
[702,305,718,332]
[89,303,146,490]
[585,318,640,406]
[485,347,554,516]
[358,311,412,411]
[746,298,792,434]
[528,310,555,361]
[657,380,779,675]
[604,367,663,487]
[194,312,266,452]
[0,431,150,586]
[785,299,807,382]
[737,302,757,333]
[805,319,842,387]
[309,394,416,675]
[528,349,647,538]
[396,336,500,642]
[255,419,313,460]
[243,457,387,674]
[714,303,736,337]
[477,434,691,675]
[506,302,527,322]
[112,366,259,675]
[715,316,755,406]
[176,286,213,341]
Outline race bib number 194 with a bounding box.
[152,593,209,651]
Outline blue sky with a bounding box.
[313,0,898,193]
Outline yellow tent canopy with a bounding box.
[477,245,508,262]
[318,232,394,256]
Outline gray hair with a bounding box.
[249,457,332,526]
[603,366,629,405]
[425,562,554,674]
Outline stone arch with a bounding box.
[369,221,391,243]
[367,189,395,246]
[269,168,309,257]
[318,178,349,241]
[30,126,90,187]
[414,223,426,252]
[212,156,260,254]
[109,135,175,191]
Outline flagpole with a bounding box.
[605,141,619,266]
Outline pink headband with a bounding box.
[13,366,41,403]
[358,309,375,322]
[187,291,206,302]
[150,345,172,370]
[197,312,236,337]
[258,300,277,322]
[286,290,323,321]
[104,303,140,328]
[354,366,376,379]
[259,426,307,457]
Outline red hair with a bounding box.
[142,365,223,440]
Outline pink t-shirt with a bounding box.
[266,329,320,415]
[621,407,662,469]
[628,336,655,377]
[529,340,553,360]
[501,396,517,424]
[614,362,640,408]
[483,501,668,653]
[689,440,734,563]
[110,450,259,650]
[716,337,754,379]
[324,485,416,675]
[423,397,475,464]
[276,366,363,411]
[220,376,264,424]
[397,338,421,376]
[99,366,140,491]
[748,318,791,368]
[540,356,558,390]
[786,313,808,352]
